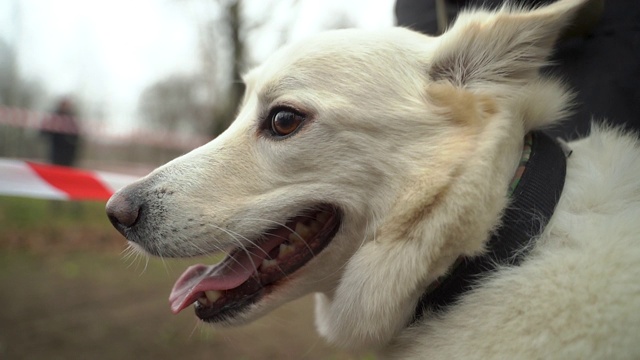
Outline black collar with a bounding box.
[412,131,568,323]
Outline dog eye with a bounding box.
[271,110,305,137]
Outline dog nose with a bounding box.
[106,191,141,235]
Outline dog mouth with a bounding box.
[168,204,341,322]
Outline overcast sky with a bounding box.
[0,0,395,131]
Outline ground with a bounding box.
[0,197,368,360]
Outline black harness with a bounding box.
[413,131,568,322]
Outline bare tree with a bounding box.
[0,38,45,108]
[176,0,302,136]
[0,37,49,159]
[137,73,214,136]
[162,0,361,138]
[209,0,245,136]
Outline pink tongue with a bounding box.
[168,235,285,314]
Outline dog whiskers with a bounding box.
[240,217,318,257]
[207,223,263,274]
[120,243,151,276]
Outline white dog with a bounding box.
[106,0,640,358]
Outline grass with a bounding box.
[0,195,124,253]
[0,196,109,228]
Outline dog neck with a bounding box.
[411,131,568,323]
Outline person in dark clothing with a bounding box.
[395,0,640,140]
[41,97,81,167]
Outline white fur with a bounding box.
[116,0,640,357]
[385,125,640,359]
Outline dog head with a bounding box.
[107,0,583,351]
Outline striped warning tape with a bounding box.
[0,158,139,201]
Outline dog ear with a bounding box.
[429,0,587,87]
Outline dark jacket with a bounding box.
[395,0,640,140]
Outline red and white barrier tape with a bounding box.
[0,158,139,201]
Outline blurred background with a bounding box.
[0,0,394,358]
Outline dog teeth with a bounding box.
[261,258,278,269]
[289,223,309,243]
[279,243,295,258]
[197,296,210,306]
[205,290,222,303]
[294,223,311,239]
[288,232,303,244]
[197,290,222,306]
